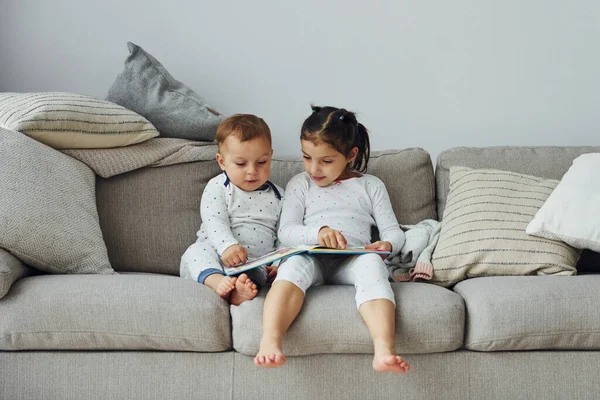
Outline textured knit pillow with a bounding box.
[0,128,115,275]
[106,42,223,141]
[431,167,579,287]
[0,92,159,149]
[526,153,600,252]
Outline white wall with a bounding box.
[1,0,599,161]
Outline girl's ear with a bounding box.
[215,153,227,171]
[347,147,359,163]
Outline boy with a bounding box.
[180,114,283,305]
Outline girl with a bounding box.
[254,106,409,374]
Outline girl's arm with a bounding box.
[278,175,322,247]
[200,178,239,256]
[368,177,406,257]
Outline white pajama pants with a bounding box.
[274,253,395,308]
[180,240,268,286]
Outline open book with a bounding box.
[223,245,390,276]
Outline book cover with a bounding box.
[223,246,390,276]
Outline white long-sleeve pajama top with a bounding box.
[278,172,405,256]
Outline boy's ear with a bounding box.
[215,153,226,171]
[347,147,358,163]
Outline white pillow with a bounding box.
[526,153,600,252]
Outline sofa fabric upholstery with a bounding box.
[0,274,231,351]
[232,282,464,356]
[454,276,600,351]
[0,248,37,299]
[96,158,222,275]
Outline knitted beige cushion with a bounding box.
[0,92,158,149]
[431,167,579,287]
[0,128,114,275]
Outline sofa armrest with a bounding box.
[0,248,37,299]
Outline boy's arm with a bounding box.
[278,175,321,247]
[368,177,405,258]
[200,179,239,256]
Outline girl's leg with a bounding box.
[255,254,322,368]
[330,253,409,374]
[254,280,305,367]
[359,299,409,374]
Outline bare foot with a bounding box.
[204,274,237,300]
[254,336,286,368]
[373,353,410,374]
[229,273,259,306]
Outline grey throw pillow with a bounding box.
[0,128,115,276]
[106,42,223,141]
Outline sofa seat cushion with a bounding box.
[454,276,600,351]
[231,282,464,356]
[0,274,231,351]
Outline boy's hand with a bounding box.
[318,227,347,249]
[265,265,278,283]
[221,244,248,267]
[365,241,392,259]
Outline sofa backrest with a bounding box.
[435,146,600,219]
[96,146,222,275]
[96,147,437,275]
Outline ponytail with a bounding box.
[352,122,370,173]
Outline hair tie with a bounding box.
[339,115,345,121]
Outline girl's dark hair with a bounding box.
[300,105,371,173]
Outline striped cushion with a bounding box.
[431,167,579,287]
[0,92,159,149]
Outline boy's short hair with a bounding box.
[216,114,271,149]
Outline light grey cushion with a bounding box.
[431,166,579,287]
[106,42,223,141]
[0,248,37,299]
[96,158,222,275]
[454,276,600,351]
[231,283,464,356]
[271,148,438,225]
[0,128,114,275]
[435,146,600,218]
[0,273,231,351]
[0,92,158,149]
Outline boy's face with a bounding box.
[301,139,357,187]
[216,135,273,192]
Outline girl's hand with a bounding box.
[365,241,392,259]
[220,244,248,267]
[265,265,278,283]
[318,227,347,249]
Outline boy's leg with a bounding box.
[181,241,236,300]
[230,266,268,305]
[255,255,322,368]
[330,253,409,374]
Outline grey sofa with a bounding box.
[1,145,599,400]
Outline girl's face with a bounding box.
[301,139,358,187]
